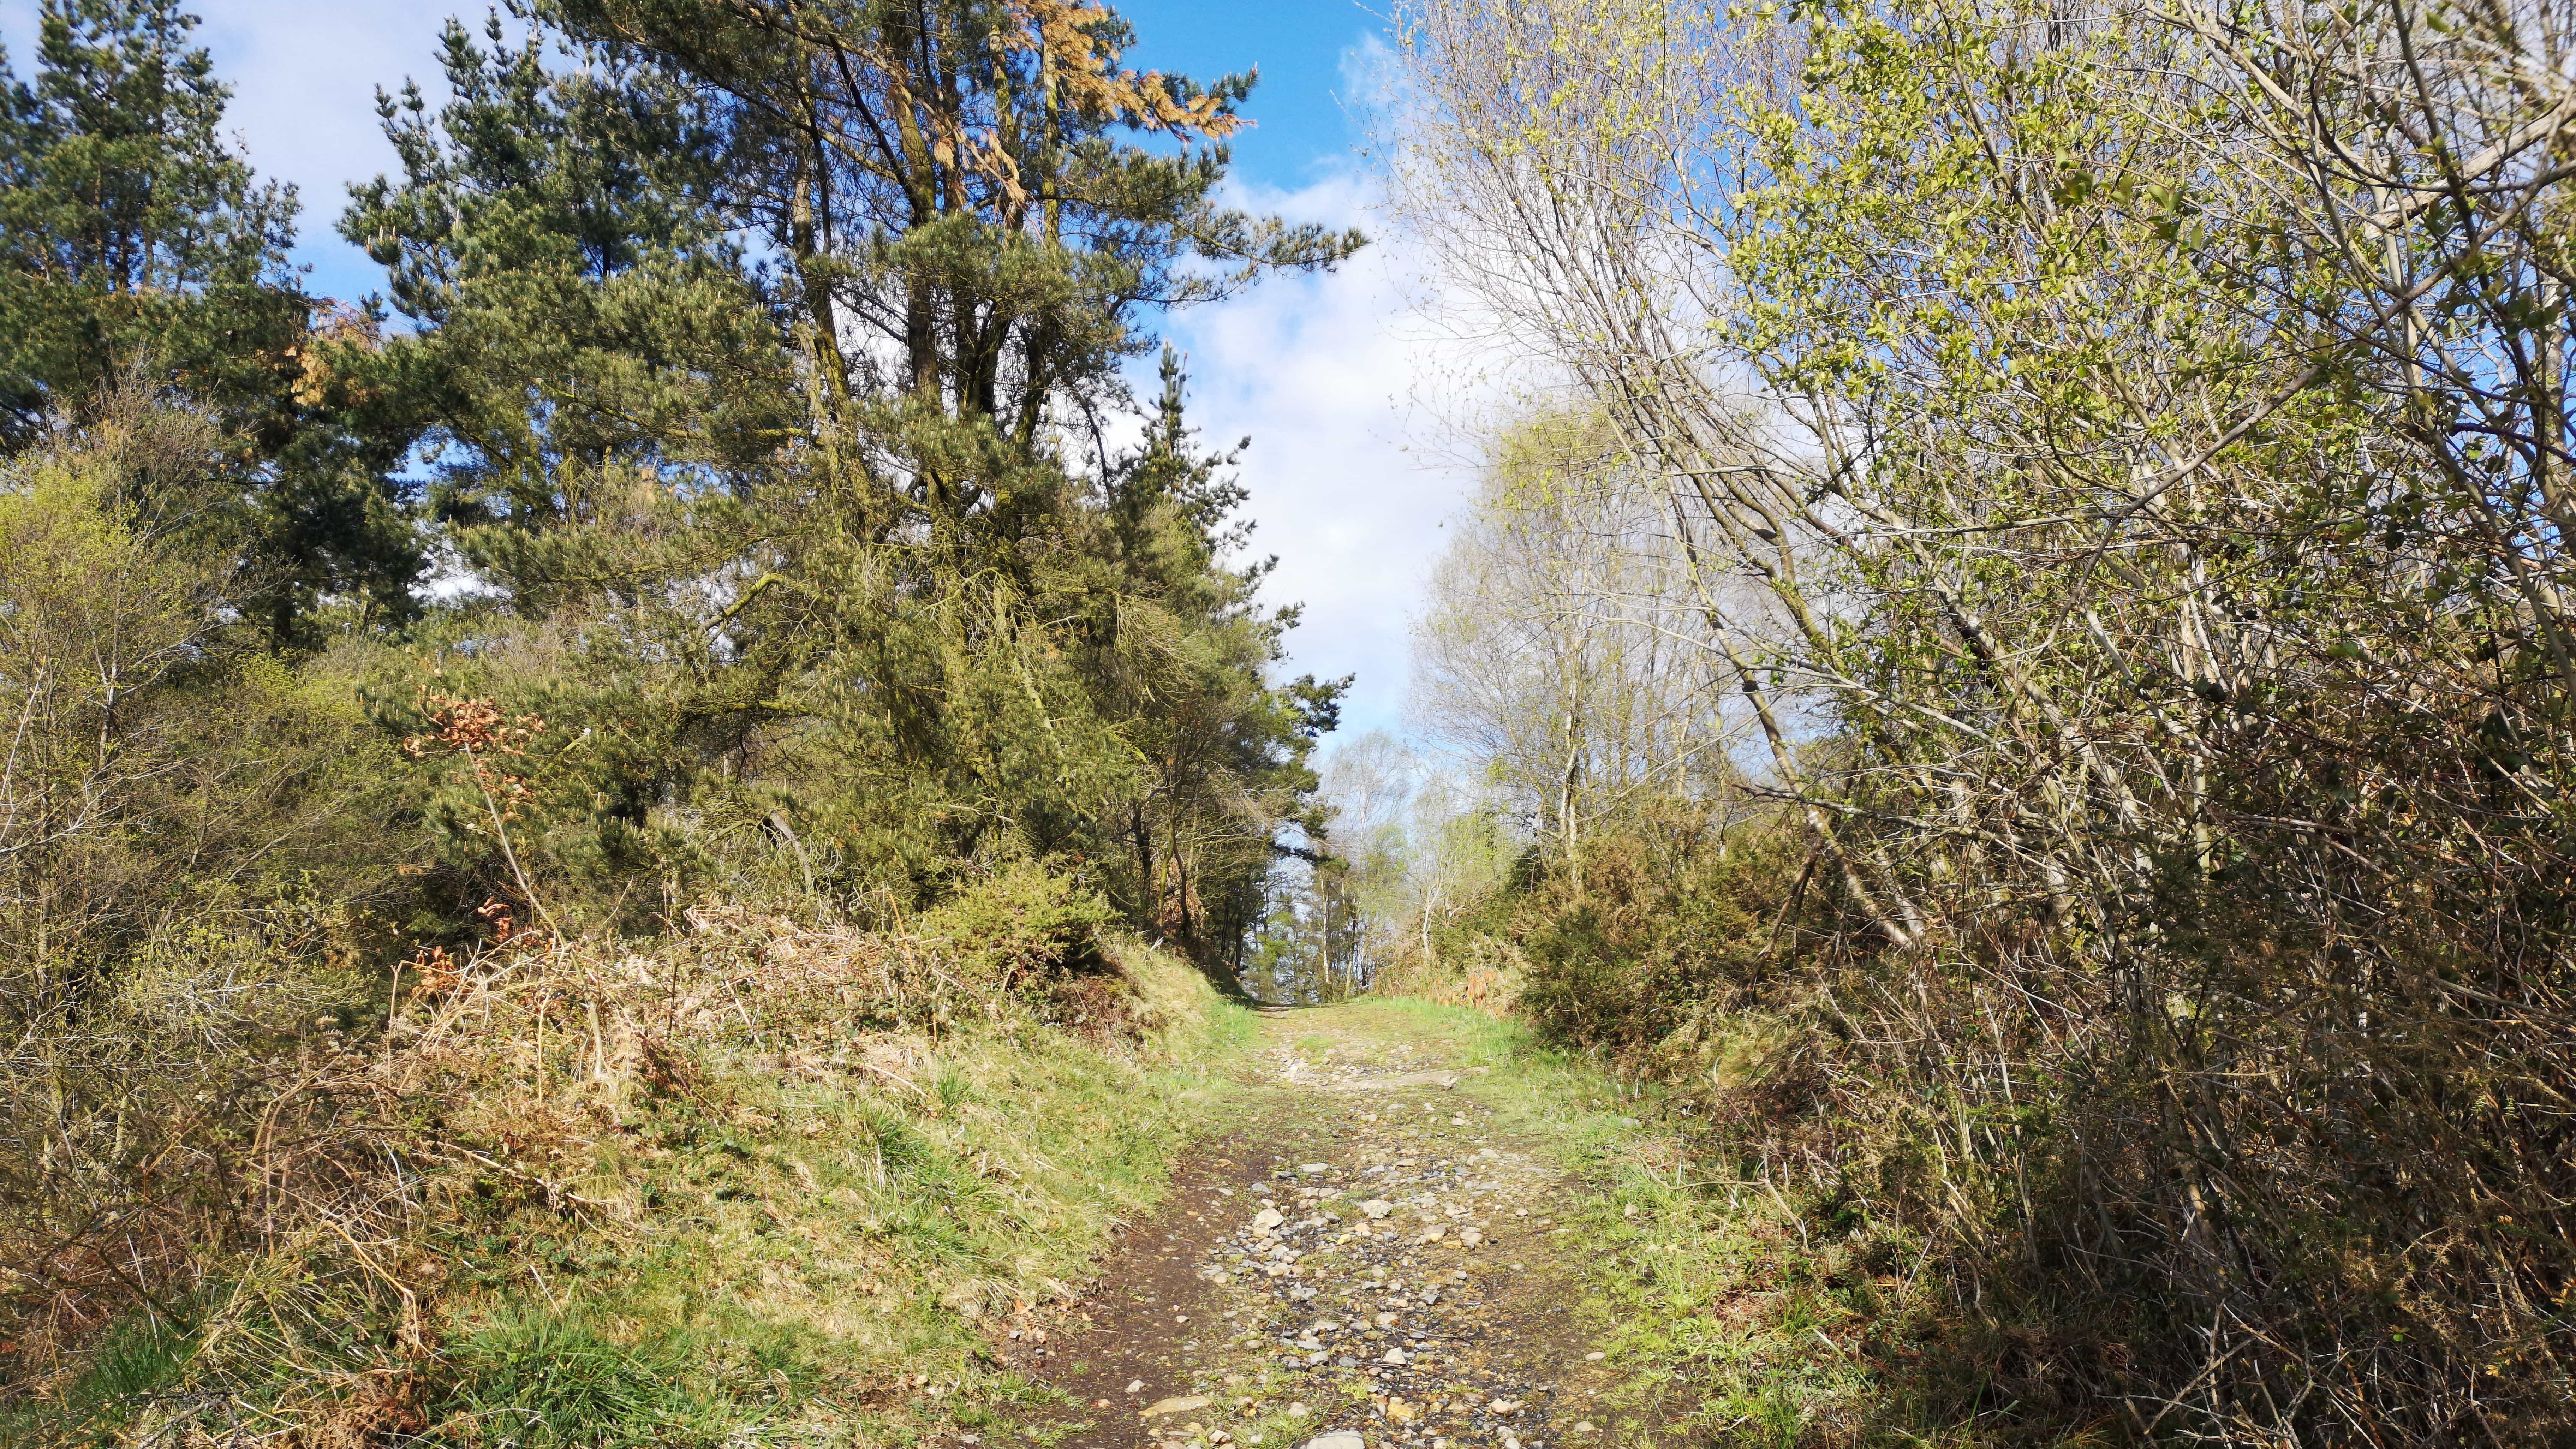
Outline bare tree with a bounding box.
[1385,0,2576,1435]
[1411,406,1746,884]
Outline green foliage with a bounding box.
[917,860,1117,991]
[1512,819,1802,1061]
[0,0,294,441]
[0,1,421,631]
[0,0,1352,1434]
[0,398,420,981]
[338,12,787,547]
[332,2,1353,941]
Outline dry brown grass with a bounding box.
[0,879,1239,1444]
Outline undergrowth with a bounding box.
[6,871,1253,1447]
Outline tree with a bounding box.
[344,0,1357,942]
[0,0,421,631]
[0,0,293,439]
[1412,406,1742,879]
[340,12,789,560]
[1388,0,2576,1434]
[0,391,414,988]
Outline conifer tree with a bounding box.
[340,12,790,567]
[0,0,420,631]
[348,0,1355,939]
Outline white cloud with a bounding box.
[1166,172,1489,744]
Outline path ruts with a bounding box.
[991,1006,1626,1449]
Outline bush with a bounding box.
[1508,815,1808,1066]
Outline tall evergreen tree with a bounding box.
[347,0,1356,941]
[341,12,790,565]
[0,0,292,437]
[0,0,421,631]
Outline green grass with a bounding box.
[1353,994,1893,1448]
[0,1313,199,1446]
[438,1310,740,1447]
[428,993,1255,1444]
[14,948,1256,1449]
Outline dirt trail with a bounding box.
[991,1003,1630,1449]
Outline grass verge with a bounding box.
[12,906,1256,1448]
[1345,996,1928,1449]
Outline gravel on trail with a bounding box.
[988,1013,1621,1449]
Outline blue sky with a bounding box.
[1120,0,1384,190]
[0,0,1478,742]
[4,0,1388,295]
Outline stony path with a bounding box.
[992,1005,1628,1449]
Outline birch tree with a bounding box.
[1388,0,2576,1433]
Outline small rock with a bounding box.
[1361,1199,1394,1220]
[1143,1396,1211,1418]
[1382,1348,1409,1365]
[1300,1434,1364,1449]
[1584,1352,1606,1361]
[1573,1424,1597,1435]
[1128,1381,1147,1395]
[1300,1162,1331,1175]
[1459,1227,1483,1247]
[1286,1402,1311,1419]
[1253,1208,1286,1232]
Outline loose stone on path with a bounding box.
[1008,1011,1607,1449]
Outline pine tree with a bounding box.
[0,0,421,631]
[348,0,1356,944]
[0,0,295,436]
[340,12,790,562]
